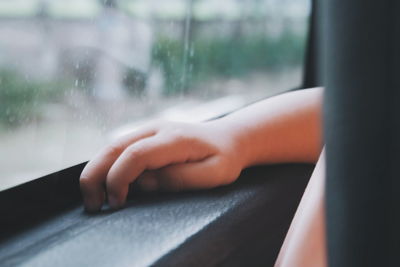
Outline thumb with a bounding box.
[156,156,235,191]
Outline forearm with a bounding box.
[212,87,323,167]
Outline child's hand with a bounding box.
[80,88,323,213]
[80,120,245,212]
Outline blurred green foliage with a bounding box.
[0,69,61,128]
[0,31,306,128]
[152,30,306,94]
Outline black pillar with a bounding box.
[321,0,400,266]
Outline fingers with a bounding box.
[136,171,158,191]
[158,157,226,191]
[80,121,225,212]
[80,126,157,212]
[106,134,215,208]
[136,157,236,192]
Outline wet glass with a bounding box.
[0,0,310,190]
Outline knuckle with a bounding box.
[168,128,194,144]
[104,141,125,158]
[125,144,145,161]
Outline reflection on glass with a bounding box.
[0,0,310,189]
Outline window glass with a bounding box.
[0,0,310,190]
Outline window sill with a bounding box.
[0,163,313,267]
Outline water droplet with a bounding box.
[75,63,80,69]
[75,80,79,87]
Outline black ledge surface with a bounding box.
[0,163,313,267]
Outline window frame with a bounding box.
[0,1,317,265]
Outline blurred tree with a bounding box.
[181,0,196,93]
[102,0,118,9]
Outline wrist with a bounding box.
[207,117,253,169]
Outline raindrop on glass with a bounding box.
[190,46,195,57]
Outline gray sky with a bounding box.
[0,0,310,19]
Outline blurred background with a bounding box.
[0,0,310,189]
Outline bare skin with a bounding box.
[275,150,326,267]
[80,87,323,212]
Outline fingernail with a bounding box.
[108,195,121,210]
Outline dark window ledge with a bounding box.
[0,163,313,267]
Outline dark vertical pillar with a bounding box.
[321,0,400,266]
[302,0,320,88]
